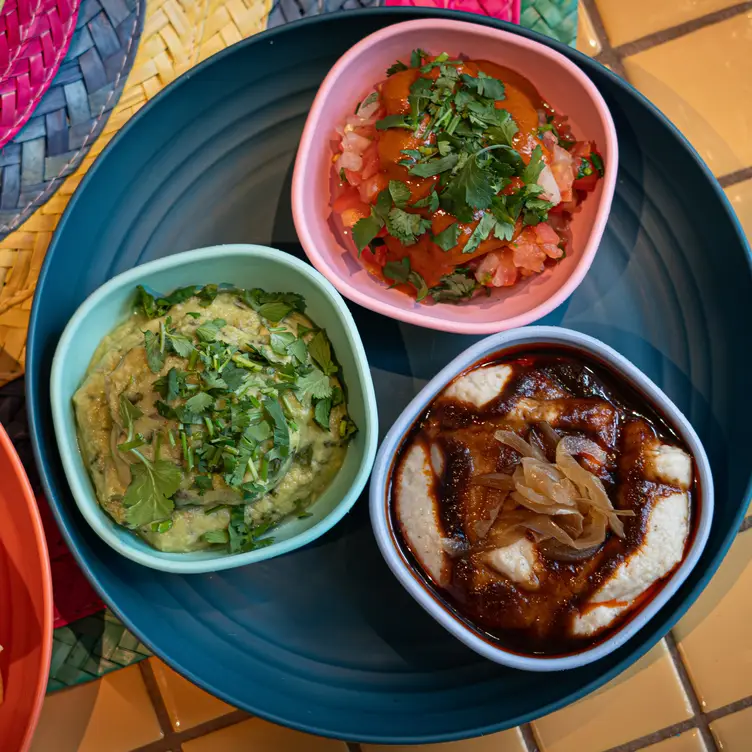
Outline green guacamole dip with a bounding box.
[73,284,356,554]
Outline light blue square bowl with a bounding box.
[50,244,378,574]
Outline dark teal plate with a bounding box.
[26,9,752,743]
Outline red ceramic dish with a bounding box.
[0,423,53,751]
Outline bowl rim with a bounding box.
[0,424,53,751]
[50,244,379,574]
[369,325,714,671]
[292,17,619,334]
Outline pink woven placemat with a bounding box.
[0,0,81,150]
[384,0,521,24]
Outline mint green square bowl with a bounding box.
[49,245,378,574]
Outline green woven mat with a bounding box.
[521,0,578,47]
[49,609,152,692]
[46,0,578,694]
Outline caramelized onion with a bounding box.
[494,430,547,461]
[472,473,516,490]
[471,431,637,557]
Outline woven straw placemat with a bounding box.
[0,0,274,386]
[0,0,145,241]
[0,0,83,152]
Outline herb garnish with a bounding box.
[116,285,357,549]
[352,50,562,297]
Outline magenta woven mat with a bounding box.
[384,0,520,23]
[0,0,82,150]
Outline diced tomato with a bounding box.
[573,171,599,192]
[341,207,370,228]
[358,173,389,203]
[362,244,387,268]
[344,169,362,186]
[501,176,525,196]
[332,189,369,216]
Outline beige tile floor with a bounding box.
[34,2,752,751]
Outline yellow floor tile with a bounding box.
[577,4,602,57]
[646,729,708,751]
[674,529,752,711]
[30,666,163,752]
[725,178,752,241]
[596,0,742,47]
[710,706,752,750]
[622,13,752,177]
[362,727,527,752]
[532,641,692,752]
[182,718,348,752]
[150,658,234,731]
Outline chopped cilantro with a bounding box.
[122,459,182,528]
[430,271,478,302]
[388,180,412,208]
[375,114,412,131]
[408,153,459,178]
[590,151,605,176]
[295,368,332,402]
[195,318,226,343]
[383,257,429,300]
[410,48,427,68]
[203,529,230,544]
[339,416,358,441]
[184,392,213,414]
[386,207,432,245]
[352,213,384,253]
[413,190,440,212]
[257,302,292,322]
[386,60,408,76]
[522,145,545,184]
[383,257,411,286]
[314,398,332,430]
[463,211,497,255]
[143,330,165,373]
[308,331,338,376]
[433,222,461,252]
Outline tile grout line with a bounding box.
[138,661,180,744]
[602,718,701,752]
[579,0,628,78]
[718,166,752,189]
[613,1,752,58]
[131,710,250,752]
[664,632,720,751]
[520,722,542,752]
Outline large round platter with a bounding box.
[26,9,752,744]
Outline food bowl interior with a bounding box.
[0,427,52,751]
[51,246,375,571]
[371,327,714,671]
[295,19,616,331]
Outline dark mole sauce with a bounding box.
[389,346,699,656]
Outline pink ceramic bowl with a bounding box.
[292,19,618,334]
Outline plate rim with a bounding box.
[26,7,752,743]
[0,424,54,752]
